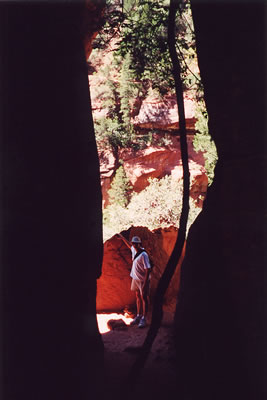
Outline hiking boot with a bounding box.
[138,316,146,328]
[130,315,141,326]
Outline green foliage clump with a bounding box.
[117,0,171,94]
[127,176,183,228]
[116,0,200,96]
[93,55,150,154]
[118,52,141,125]
[193,103,218,185]
[91,0,203,156]
[103,175,202,241]
[90,0,217,240]
[108,165,133,207]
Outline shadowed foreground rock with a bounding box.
[173,3,265,400]
[0,3,105,400]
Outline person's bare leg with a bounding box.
[141,293,148,317]
[131,291,142,325]
[136,290,142,315]
[137,293,148,328]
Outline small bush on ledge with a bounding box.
[103,175,202,241]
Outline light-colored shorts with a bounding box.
[131,278,144,292]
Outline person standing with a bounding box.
[118,234,151,328]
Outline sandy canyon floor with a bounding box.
[97,312,179,400]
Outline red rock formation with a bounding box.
[99,139,207,207]
[96,226,186,314]
[97,235,135,312]
[132,92,196,131]
[88,37,208,208]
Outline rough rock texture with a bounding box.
[132,92,196,130]
[99,138,208,207]
[97,226,185,314]
[97,235,135,312]
[89,37,208,208]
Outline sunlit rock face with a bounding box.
[132,92,196,131]
[89,37,208,209]
[99,141,208,207]
[96,234,135,312]
[96,226,185,313]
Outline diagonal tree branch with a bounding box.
[122,0,190,395]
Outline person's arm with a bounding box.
[117,233,131,249]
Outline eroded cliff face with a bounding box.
[89,37,208,209]
[99,137,208,207]
[97,226,185,314]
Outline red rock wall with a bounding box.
[97,226,186,313]
[89,40,208,209]
[99,137,208,208]
[96,235,135,312]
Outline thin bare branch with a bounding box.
[121,0,190,397]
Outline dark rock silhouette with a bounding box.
[0,3,104,400]
[173,3,265,400]
[0,2,264,400]
[107,319,128,331]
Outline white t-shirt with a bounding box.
[130,246,151,281]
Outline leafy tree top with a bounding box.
[92,0,201,97]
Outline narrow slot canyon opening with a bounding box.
[87,1,218,395]
[88,0,217,240]
[1,1,263,400]
[89,0,216,318]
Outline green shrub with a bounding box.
[103,175,202,241]
[193,103,218,185]
[108,165,133,207]
[92,0,202,154]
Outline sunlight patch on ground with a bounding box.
[97,313,134,334]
